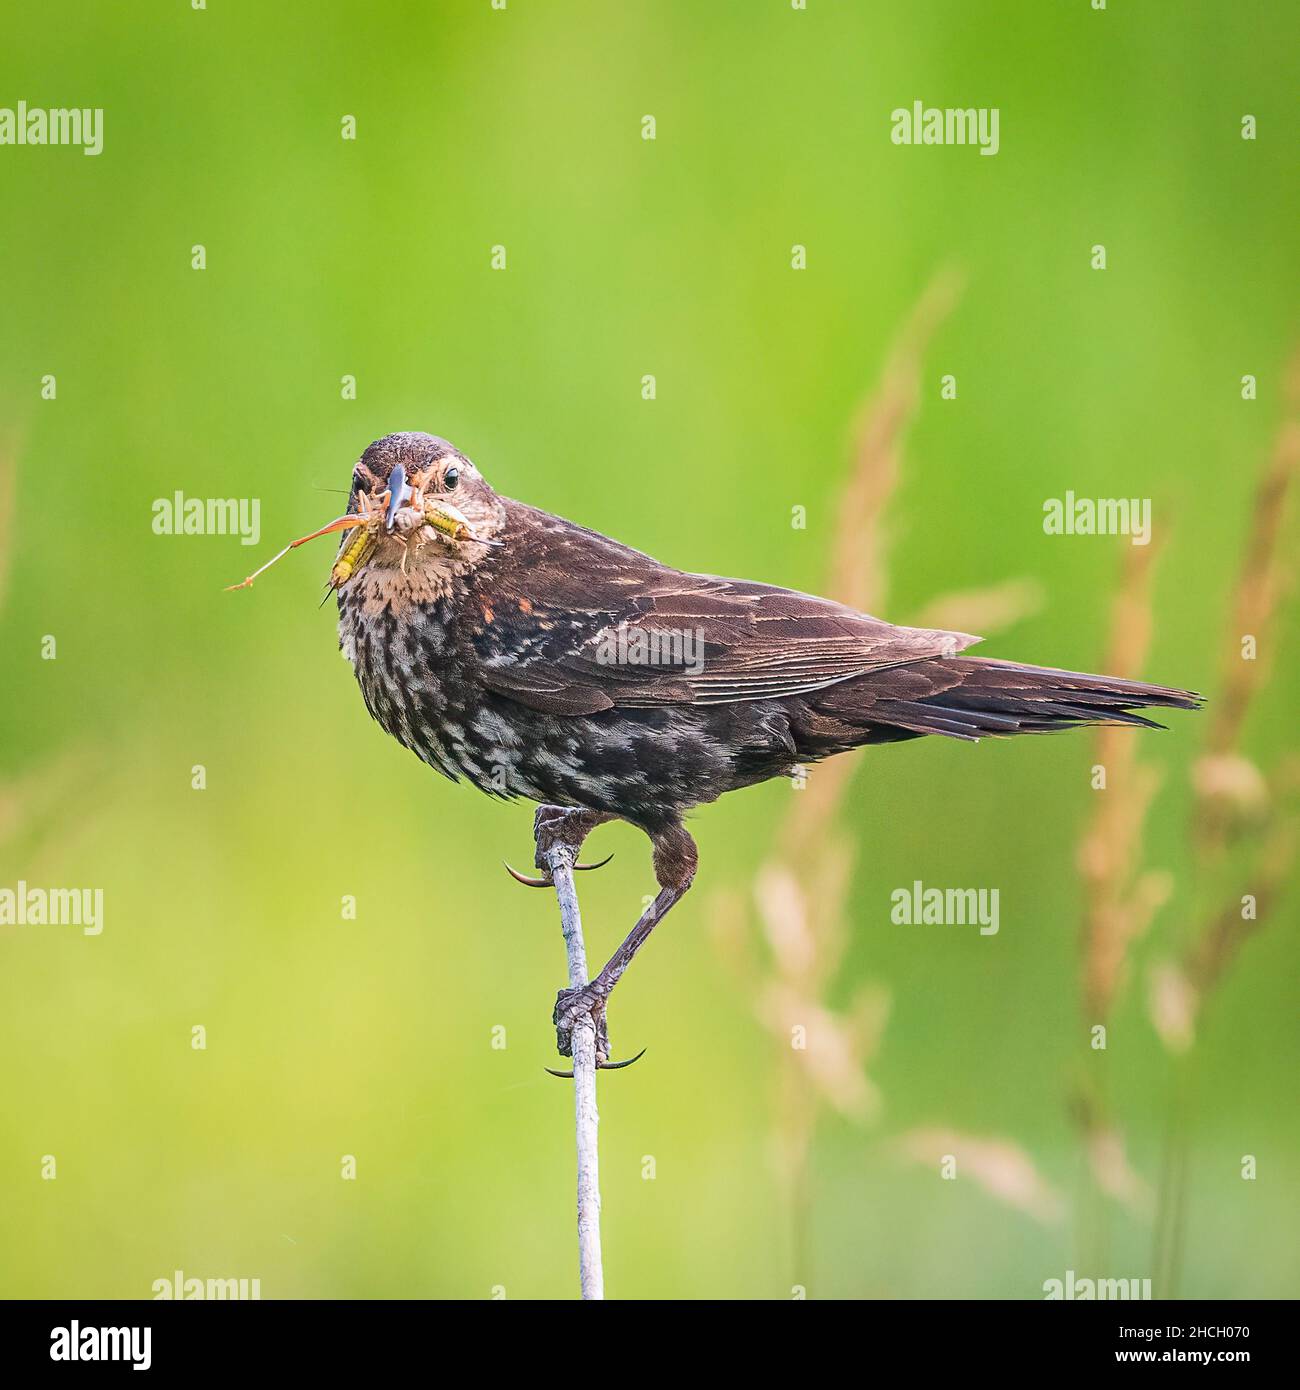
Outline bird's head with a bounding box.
[224,431,506,599]
[350,432,504,550]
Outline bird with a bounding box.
[275,431,1202,1067]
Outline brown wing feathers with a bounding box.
[823,656,1203,742]
[477,503,1199,734]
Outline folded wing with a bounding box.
[472,520,980,715]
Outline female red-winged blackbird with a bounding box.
[332,432,1199,1063]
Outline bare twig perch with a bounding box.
[538,831,605,1300]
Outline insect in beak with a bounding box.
[224,512,369,592]
[225,469,502,594]
[423,501,480,543]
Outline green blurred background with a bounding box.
[1,1,1296,1299]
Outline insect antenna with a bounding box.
[225,514,368,591]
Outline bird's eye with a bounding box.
[443,465,460,490]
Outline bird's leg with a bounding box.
[504,805,614,887]
[553,822,697,1061]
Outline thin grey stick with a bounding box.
[541,839,605,1301]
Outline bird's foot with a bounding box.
[553,983,609,1060]
[503,805,613,886]
[545,983,647,1077]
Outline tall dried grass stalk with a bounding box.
[829,268,964,617]
[1144,348,1300,1297]
[1077,534,1169,1024]
[712,274,965,1281]
[714,270,1061,1282]
[1195,374,1300,860]
[1069,535,1173,1274]
[1179,350,1300,1028]
[775,270,965,870]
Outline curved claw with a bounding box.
[502,852,613,887]
[503,861,552,888]
[600,1046,648,1071]
[545,1047,647,1079]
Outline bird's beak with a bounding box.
[384,463,414,533]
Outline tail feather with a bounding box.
[847,656,1202,743]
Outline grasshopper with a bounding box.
[225,463,496,596]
